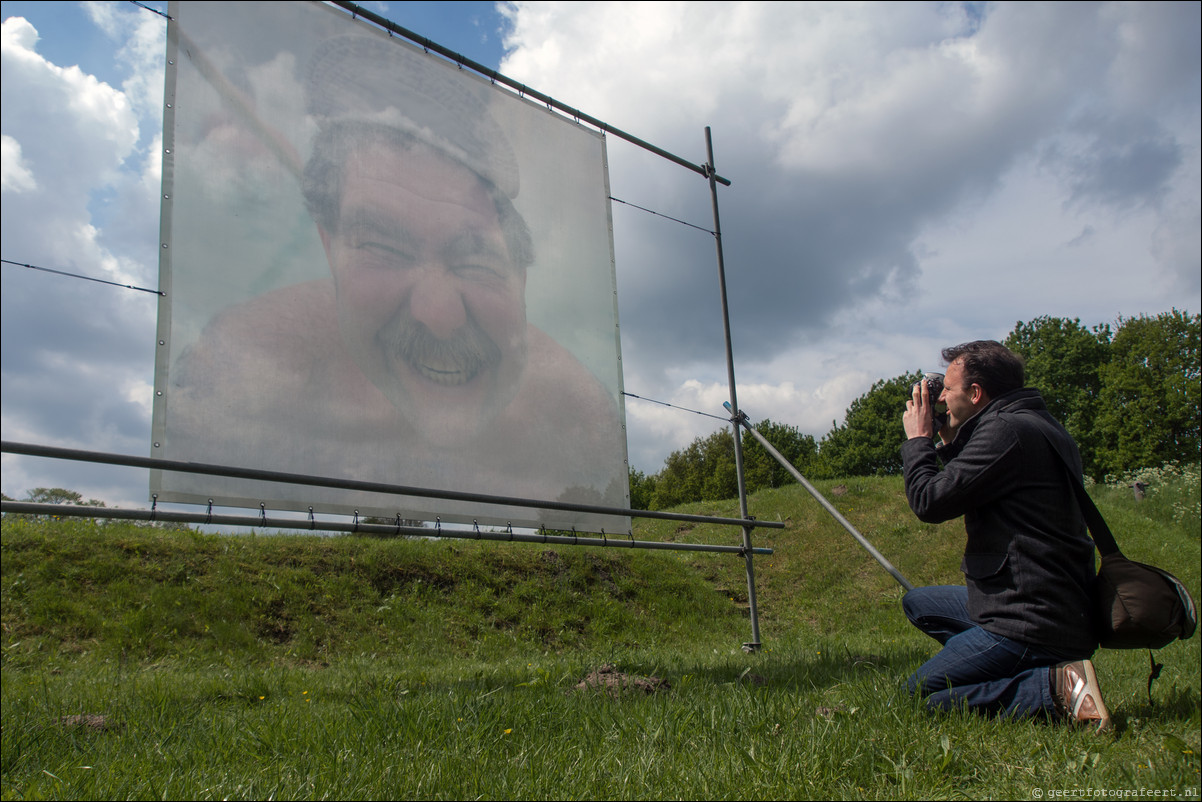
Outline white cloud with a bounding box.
[2,2,1197,500]
[2,10,160,502]
[1,15,139,216]
[498,1,1200,472]
[0,134,36,192]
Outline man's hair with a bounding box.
[302,121,535,271]
[942,340,1025,398]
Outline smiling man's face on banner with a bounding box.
[153,2,629,530]
[320,137,529,446]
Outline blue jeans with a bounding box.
[903,585,1084,719]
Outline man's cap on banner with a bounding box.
[306,34,519,199]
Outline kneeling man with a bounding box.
[900,340,1109,731]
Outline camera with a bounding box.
[915,372,949,433]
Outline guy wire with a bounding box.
[621,391,729,423]
[2,258,163,296]
[609,196,714,236]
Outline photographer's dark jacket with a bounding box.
[900,388,1097,655]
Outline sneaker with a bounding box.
[1054,660,1112,733]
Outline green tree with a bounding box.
[12,487,106,522]
[741,418,818,491]
[628,467,656,511]
[1094,310,1201,476]
[1005,316,1111,478]
[645,418,818,509]
[650,429,738,509]
[819,372,921,477]
[24,487,106,507]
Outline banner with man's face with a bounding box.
[151,1,629,532]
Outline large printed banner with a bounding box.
[151,1,629,531]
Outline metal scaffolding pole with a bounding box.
[704,128,762,651]
[2,440,784,538]
[0,501,773,555]
[328,1,730,187]
[725,404,914,592]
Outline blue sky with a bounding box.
[3,1,1200,512]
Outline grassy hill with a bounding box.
[2,472,1199,799]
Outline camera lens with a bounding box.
[920,372,949,432]
[924,372,944,401]
[923,375,951,432]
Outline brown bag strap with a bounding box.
[1023,411,1122,557]
[1057,459,1122,557]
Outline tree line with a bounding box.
[630,310,1200,510]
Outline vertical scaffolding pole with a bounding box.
[704,127,761,650]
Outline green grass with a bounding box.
[2,471,1199,800]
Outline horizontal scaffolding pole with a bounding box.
[327,0,730,186]
[2,441,783,533]
[0,502,772,555]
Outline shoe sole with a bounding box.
[1074,660,1112,733]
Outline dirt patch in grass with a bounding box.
[57,714,118,732]
[569,664,670,697]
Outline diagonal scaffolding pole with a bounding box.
[724,403,915,592]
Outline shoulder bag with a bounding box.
[1031,420,1196,650]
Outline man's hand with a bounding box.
[937,418,961,445]
[903,378,935,440]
